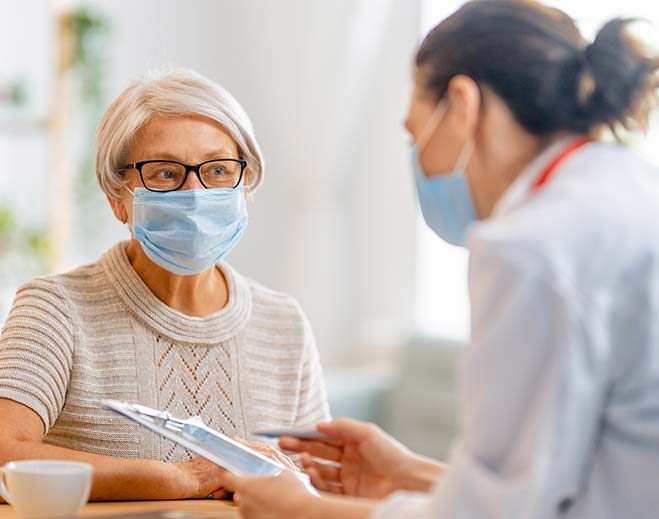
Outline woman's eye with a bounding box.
[157,169,177,179]
[210,167,226,176]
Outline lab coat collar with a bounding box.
[491,135,581,218]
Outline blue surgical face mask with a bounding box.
[131,187,248,276]
[411,102,477,247]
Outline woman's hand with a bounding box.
[167,440,298,500]
[280,418,447,499]
[170,457,231,499]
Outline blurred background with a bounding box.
[1,0,658,460]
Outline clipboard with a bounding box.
[97,400,318,494]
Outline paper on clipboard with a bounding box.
[97,400,318,494]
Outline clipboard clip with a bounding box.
[101,400,191,433]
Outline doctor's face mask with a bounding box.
[410,100,477,247]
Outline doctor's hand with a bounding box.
[280,418,447,499]
[222,470,317,519]
[223,470,378,519]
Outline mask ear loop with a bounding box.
[421,100,477,232]
[124,184,135,197]
[416,100,449,152]
[452,91,478,221]
[450,139,476,227]
[122,184,135,235]
[240,164,255,202]
[454,140,474,173]
[414,90,479,239]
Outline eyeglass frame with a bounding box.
[117,158,248,192]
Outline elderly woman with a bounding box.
[0,69,329,501]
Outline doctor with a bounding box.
[223,1,659,517]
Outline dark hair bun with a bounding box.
[416,1,659,137]
[578,18,659,133]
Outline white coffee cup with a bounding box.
[0,460,93,519]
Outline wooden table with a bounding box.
[0,500,239,518]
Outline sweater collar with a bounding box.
[101,241,251,345]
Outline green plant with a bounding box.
[69,7,109,108]
[0,8,109,276]
[65,7,113,253]
[0,80,28,108]
[0,205,14,239]
[8,81,27,107]
[65,6,110,193]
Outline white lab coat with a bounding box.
[372,137,659,519]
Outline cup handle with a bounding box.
[0,467,12,504]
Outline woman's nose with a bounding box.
[180,171,206,191]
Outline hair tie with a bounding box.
[576,45,597,106]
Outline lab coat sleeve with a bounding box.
[372,241,606,519]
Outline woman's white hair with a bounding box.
[96,68,264,198]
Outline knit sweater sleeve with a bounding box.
[0,277,75,432]
[294,304,331,425]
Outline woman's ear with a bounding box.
[106,193,129,224]
[243,168,252,200]
[446,74,482,138]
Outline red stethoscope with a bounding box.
[531,137,592,191]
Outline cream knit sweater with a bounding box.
[0,242,330,462]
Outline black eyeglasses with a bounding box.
[118,158,248,192]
